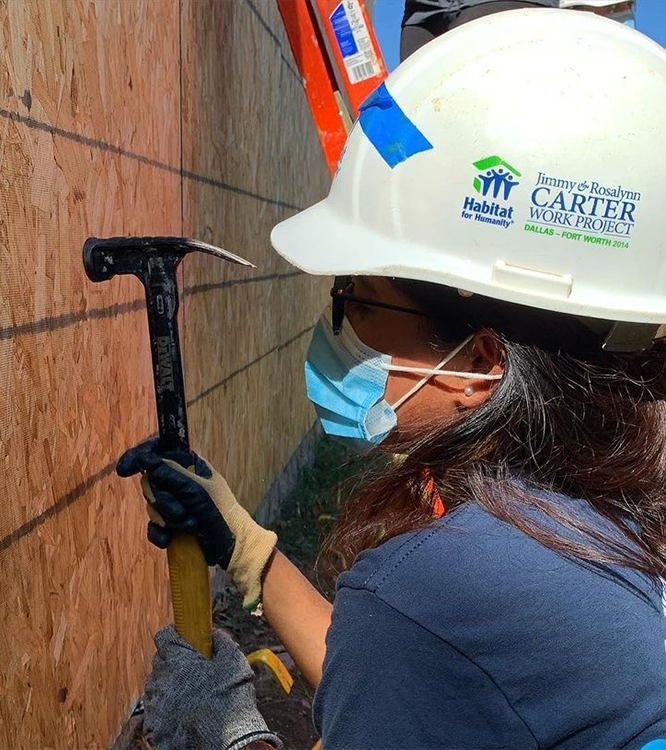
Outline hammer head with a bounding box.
[83,236,254,283]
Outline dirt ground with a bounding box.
[114,437,365,750]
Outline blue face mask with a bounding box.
[305,310,397,449]
[304,308,502,450]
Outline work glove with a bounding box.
[144,624,282,750]
[117,439,277,611]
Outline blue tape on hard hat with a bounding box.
[358,82,433,168]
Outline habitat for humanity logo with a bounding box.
[461,156,521,230]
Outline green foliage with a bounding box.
[267,435,369,574]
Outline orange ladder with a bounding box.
[277,0,388,174]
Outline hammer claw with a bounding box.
[184,238,256,268]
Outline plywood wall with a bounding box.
[0,1,329,747]
[181,0,329,510]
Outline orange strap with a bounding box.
[426,474,445,518]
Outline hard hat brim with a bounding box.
[271,200,666,327]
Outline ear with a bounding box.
[472,329,505,373]
[454,330,505,410]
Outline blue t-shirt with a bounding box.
[313,495,666,748]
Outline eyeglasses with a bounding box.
[330,276,429,335]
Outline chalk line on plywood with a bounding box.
[244,0,302,83]
[187,323,316,407]
[0,323,317,554]
[0,271,305,342]
[0,107,304,211]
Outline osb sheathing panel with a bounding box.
[0,0,330,747]
[181,0,330,512]
[0,1,180,748]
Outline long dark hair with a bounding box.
[321,279,666,583]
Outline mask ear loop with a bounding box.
[389,335,475,412]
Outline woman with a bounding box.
[117,9,666,749]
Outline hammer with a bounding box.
[83,236,254,657]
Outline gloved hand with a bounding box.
[144,624,282,750]
[117,439,277,611]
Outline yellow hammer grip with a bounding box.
[167,534,213,658]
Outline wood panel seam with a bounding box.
[179,0,185,237]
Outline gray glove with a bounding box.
[144,625,282,750]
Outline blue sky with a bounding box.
[372,0,403,71]
[635,0,666,45]
[373,0,666,72]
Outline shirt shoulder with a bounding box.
[339,501,552,603]
[336,499,666,746]
[339,499,659,615]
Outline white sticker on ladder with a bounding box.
[329,1,381,84]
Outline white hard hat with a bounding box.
[271,9,666,352]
